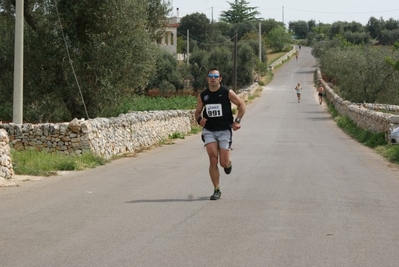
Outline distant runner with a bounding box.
[317,83,324,105]
[295,83,302,103]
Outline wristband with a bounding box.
[197,117,202,124]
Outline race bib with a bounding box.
[205,104,223,117]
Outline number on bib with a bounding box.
[205,104,223,117]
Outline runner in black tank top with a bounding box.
[194,68,246,200]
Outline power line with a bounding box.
[284,7,399,15]
[54,0,89,120]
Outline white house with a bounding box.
[158,16,179,55]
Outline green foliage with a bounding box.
[187,37,260,90]
[366,17,399,45]
[0,102,12,122]
[342,31,370,45]
[318,45,399,104]
[289,20,308,39]
[189,49,210,90]
[117,95,197,114]
[385,57,399,71]
[178,12,210,42]
[329,104,398,164]
[367,17,385,39]
[208,46,234,86]
[267,26,292,51]
[379,29,399,45]
[146,50,184,94]
[0,4,20,122]
[11,149,107,176]
[228,22,257,40]
[169,132,185,139]
[328,21,365,39]
[259,19,285,35]
[0,0,285,122]
[213,22,234,37]
[147,0,173,41]
[364,133,387,148]
[335,115,386,148]
[311,36,349,59]
[220,0,260,24]
[190,125,202,134]
[0,0,169,122]
[376,145,399,164]
[237,42,257,86]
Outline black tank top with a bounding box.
[200,85,233,131]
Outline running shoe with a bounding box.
[210,188,221,200]
[224,163,232,175]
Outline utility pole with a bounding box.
[186,30,189,65]
[258,22,261,62]
[13,0,24,124]
[282,6,285,26]
[233,31,237,92]
[258,22,261,82]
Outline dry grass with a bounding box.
[267,50,288,65]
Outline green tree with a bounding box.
[366,16,385,39]
[214,21,234,37]
[384,18,399,30]
[319,45,399,104]
[147,0,173,42]
[208,46,234,86]
[328,21,366,39]
[259,19,285,35]
[189,49,210,90]
[380,29,399,45]
[0,2,15,120]
[236,42,257,86]
[178,12,211,43]
[227,21,257,40]
[146,50,184,94]
[0,0,170,121]
[220,0,260,24]
[343,31,370,45]
[308,20,316,32]
[267,26,291,51]
[289,20,308,39]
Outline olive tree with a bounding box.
[0,0,170,121]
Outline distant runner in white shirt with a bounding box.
[295,83,302,103]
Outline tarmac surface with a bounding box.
[2,47,399,267]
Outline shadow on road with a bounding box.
[125,197,209,203]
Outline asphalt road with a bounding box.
[2,47,399,267]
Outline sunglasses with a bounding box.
[208,74,220,79]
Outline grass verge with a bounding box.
[11,150,108,176]
[327,102,399,164]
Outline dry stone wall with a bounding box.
[0,110,194,179]
[0,83,260,180]
[317,69,399,140]
[0,129,14,179]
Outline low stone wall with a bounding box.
[269,47,296,70]
[232,83,260,110]
[0,84,260,180]
[0,110,194,179]
[86,110,193,159]
[317,69,399,141]
[0,129,14,179]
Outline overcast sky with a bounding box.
[170,0,399,25]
